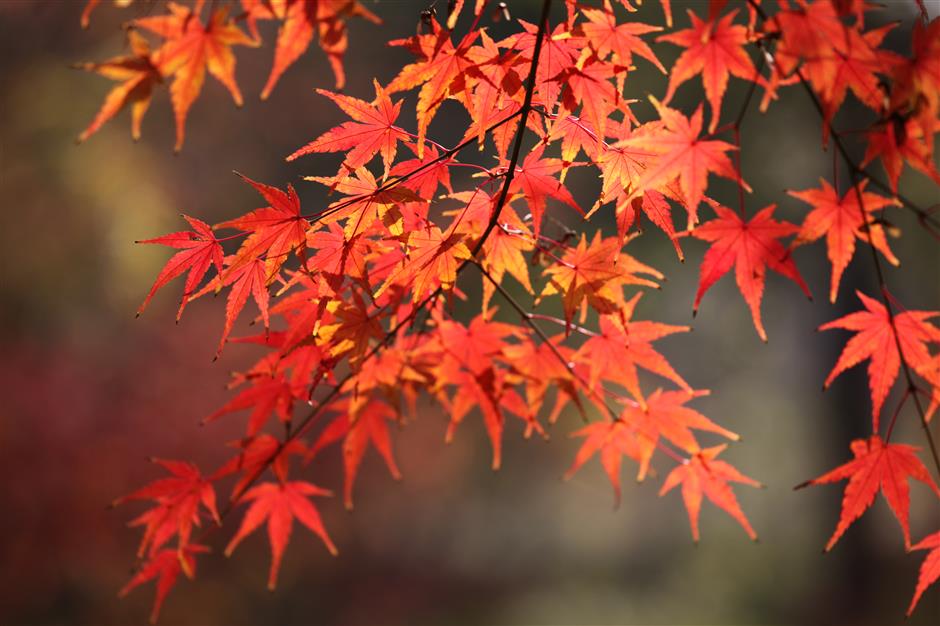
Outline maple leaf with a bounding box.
[617,99,739,224]
[136,215,224,320]
[286,80,409,177]
[862,117,940,193]
[305,222,371,289]
[315,295,384,366]
[788,179,899,303]
[216,257,271,357]
[135,3,256,152]
[453,29,526,160]
[388,142,455,200]
[503,335,584,424]
[441,366,532,470]
[113,459,220,558]
[538,233,662,327]
[387,19,480,156]
[554,51,630,141]
[658,10,761,132]
[225,481,337,590]
[908,529,940,616]
[579,1,665,73]
[306,166,422,238]
[618,191,684,260]
[374,225,471,303]
[692,201,810,342]
[76,30,161,143]
[498,20,581,115]
[259,0,380,99]
[216,174,309,279]
[508,143,584,241]
[203,376,294,437]
[119,544,209,624]
[215,434,307,500]
[306,399,402,509]
[622,389,738,482]
[564,418,642,508]
[821,291,940,429]
[796,436,940,551]
[573,293,691,405]
[659,445,761,543]
[816,23,897,135]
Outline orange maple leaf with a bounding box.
[259,0,380,99]
[617,99,740,224]
[375,225,471,303]
[76,30,161,143]
[135,3,256,152]
[821,291,940,429]
[538,233,662,327]
[659,445,761,543]
[788,178,899,303]
[573,293,691,406]
[580,1,665,73]
[623,389,738,482]
[387,19,480,157]
[564,418,643,508]
[796,435,940,551]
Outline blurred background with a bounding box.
[1,0,939,624]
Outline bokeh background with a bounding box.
[2,1,939,624]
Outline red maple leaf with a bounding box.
[908,529,940,616]
[137,215,223,320]
[659,444,761,542]
[113,459,219,558]
[306,399,402,509]
[508,143,584,241]
[225,481,337,590]
[692,201,810,342]
[573,293,691,406]
[119,544,209,624]
[796,435,940,551]
[217,174,309,279]
[658,9,761,132]
[287,80,409,177]
[214,257,271,357]
[821,291,940,429]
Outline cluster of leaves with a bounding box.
[77,0,379,151]
[75,0,940,621]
